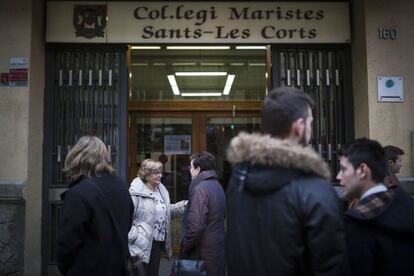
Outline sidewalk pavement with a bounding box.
[159,258,174,276]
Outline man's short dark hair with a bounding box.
[261,86,315,138]
[384,145,404,162]
[190,151,216,172]
[342,138,387,183]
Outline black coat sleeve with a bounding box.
[344,217,375,276]
[56,189,91,275]
[301,181,349,276]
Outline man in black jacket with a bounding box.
[337,138,414,276]
[226,87,348,276]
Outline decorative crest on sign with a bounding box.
[73,5,107,39]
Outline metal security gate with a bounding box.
[272,46,354,176]
[42,45,128,275]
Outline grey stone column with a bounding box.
[0,180,25,276]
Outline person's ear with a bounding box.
[291,118,305,140]
[358,163,370,179]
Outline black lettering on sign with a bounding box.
[215,26,249,39]
[261,26,275,38]
[285,10,294,20]
[308,29,317,39]
[315,10,324,20]
[228,7,249,19]
[142,26,204,39]
[142,25,154,38]
[276,29,287,39]
[261,26,317,39]
[193,29,202,39]
[134,7,147,19]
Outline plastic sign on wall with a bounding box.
[9,58,28,87]
[377,76,403,102]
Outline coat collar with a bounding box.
[192,170,217,184]
[129,177,156,197]
[227,132,331,180]
[346,190,393,220]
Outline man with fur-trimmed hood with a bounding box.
[226,87,348,276]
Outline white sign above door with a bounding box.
[46,2,350,44]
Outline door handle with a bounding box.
[287,69,291,86]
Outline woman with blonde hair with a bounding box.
[56,136,133,276]
[128,159,187,276]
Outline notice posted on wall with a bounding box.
[164,135,191,155]
[9,58,29,87]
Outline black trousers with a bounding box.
[144,240,165,276]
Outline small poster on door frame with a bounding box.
[164,135,191,155]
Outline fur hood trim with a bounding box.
[227,132,331,180]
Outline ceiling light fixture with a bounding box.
[236,46,267,50]
[166,46,230,50]
[223,75,235,95]
[131,63,148,66]
[167,72,236,97]
[175,72,227,76]
[167,75,180,95]
[249,63,266,66]
[181,92,222,97]
[172,62,198,66]
[130,46,161,50]
[200,62,225,66]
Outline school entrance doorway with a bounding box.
[127,45,267,254]
[42,43,353,274]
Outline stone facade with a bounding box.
[0,181,25,276]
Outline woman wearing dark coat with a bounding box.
[182,151,226,276]
[56,136,133,276]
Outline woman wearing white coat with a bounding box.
[128,159,187,276]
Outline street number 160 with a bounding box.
[378,28,398,40]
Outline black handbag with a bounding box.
[170,195,207,276]
[170,258,207,276]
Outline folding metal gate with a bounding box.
[42,45,127,275]
[272,46,354,176]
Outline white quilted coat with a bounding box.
[127,177,186,263]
